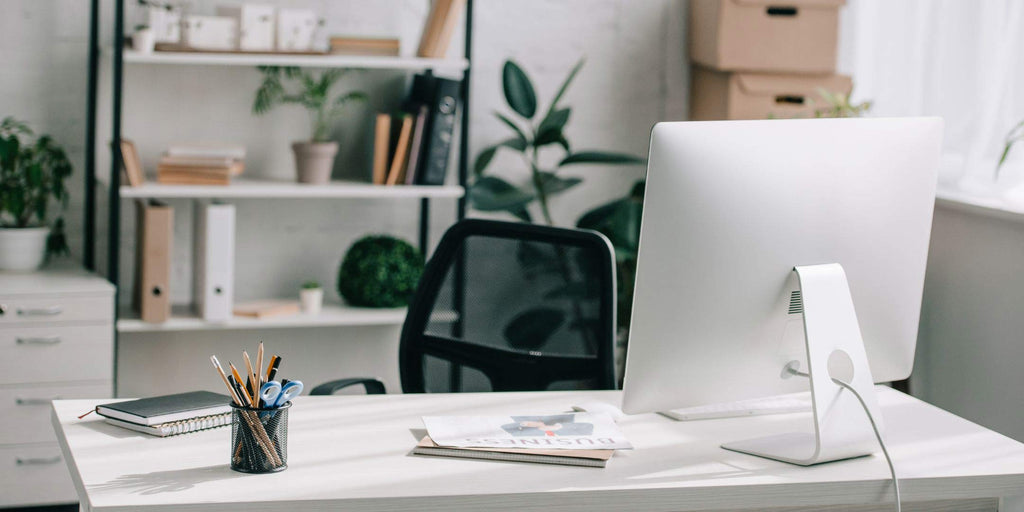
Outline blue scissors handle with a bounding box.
[273,380,303,407]
[259,381,281,407]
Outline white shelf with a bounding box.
[118,303,410,333]
[118,179,464,199]
[122,50,468,71]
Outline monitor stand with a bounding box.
[721,263,884,466]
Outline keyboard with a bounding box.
[663,392,812,421]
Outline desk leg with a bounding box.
[1002,495,1024,512]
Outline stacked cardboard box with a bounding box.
[688,0,850,120]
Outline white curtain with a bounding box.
[837,0,1024,194]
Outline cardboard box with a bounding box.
[182,15,238,51]
[217,5,276,52]
[689,0,845,73]
[689,66,852,120]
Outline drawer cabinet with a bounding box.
[0,265,115,508]
[0,443,78,507]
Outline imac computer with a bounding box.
[621,118,943,466]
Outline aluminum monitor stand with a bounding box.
[722,263,884,466]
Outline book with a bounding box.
[119,139,145,187]
[329,36,400,56]
[95,391,231,426]
[386,114,414,185]
[233,300,301,319]
[103,413,231,437]
[372,113,392,185]
[165,143,247,160]
[416,0,466,58]
[413,435,613,468]
[160,155,245,174]
[404,105,429,185]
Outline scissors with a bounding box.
[259,380,303,408]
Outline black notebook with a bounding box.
[96,391,232,426]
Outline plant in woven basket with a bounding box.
[338,235,424,308]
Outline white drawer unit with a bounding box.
[0,264,114,508]
[0,443,78,507]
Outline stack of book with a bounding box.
[329,36,400,56]
[95,391,232,437]
[373,73,462,186]
[157,144,246,186]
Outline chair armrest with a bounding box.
[310,378,386,395]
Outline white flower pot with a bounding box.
[0,227,50,272]
[292,141,338,184]
[300,288,323,315]
[134,28,156,54]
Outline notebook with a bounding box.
[103,413,231,437]
[413,436,613,468]
[95,391,231,426]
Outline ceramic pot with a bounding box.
[0,227,50,272]
[134,28,156,54]
[291,141,338,184]
[300,287,323,315]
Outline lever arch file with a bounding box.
[135,200,173,323]
[193,202,235,321]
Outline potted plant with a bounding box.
[133,24,156,54]
[299,280,323,315]
[470,59,645,225]
[252,66,368,184]
[996,119,1024,180]
[0,117,72,271]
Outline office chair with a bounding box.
[311,219,618,395]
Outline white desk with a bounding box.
[53,387,1024,512]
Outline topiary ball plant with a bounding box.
[338,235,424,308]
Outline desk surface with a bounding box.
[53,388,1024,512]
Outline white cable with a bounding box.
[831,377,901,512]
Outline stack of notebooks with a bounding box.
[329,36,400,56]
[95,391,232,437]
[373,73,462,186]
[157,144,246,186]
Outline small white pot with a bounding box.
[134,28,156,54]
[0,227,50,272]
[300,288,323,315]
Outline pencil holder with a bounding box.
[230,402,290,473]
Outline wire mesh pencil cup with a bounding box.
[230,401,290,473]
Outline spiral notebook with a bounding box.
[103,413,231,437]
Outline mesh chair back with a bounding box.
[399,219,617,393]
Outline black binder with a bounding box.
[406,74,462,186]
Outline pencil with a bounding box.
[256,341,264,388]
[243,351,258,399]
[229,362,253,406]
[265,355,278,382]
[211,356,242,406]
[267,355,282,382]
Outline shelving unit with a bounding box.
[84,1,475,392]
[118,179,466,199]
[117,303,409,333]
[121,49,469,71]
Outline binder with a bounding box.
[407,74,462,185]
[134,200,173,323]
[193,202,235,321]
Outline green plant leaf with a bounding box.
[502,60,537,119]
[494,112,529,144]
[509,206,533,222]
[537,108,571,136]
[537,171,582,196]
[559,151,646,167]
[503,307,565,350]
[473,137,528,176]
[468,176,536,212]
[534,127,565,148]
[547,58,585,115]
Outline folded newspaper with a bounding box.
[422,413,633,450]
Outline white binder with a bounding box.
[193,202,235,321]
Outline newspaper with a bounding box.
[422,413,633,451]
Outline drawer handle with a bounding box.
[17,306,63,317]
[15,397,60,406]
[16,336,62,345]
[15,455,62,466]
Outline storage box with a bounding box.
[689,0,845,73]
[276,8,318,52]
[217,5,276,52]
[689,66,852,120]
[147,6,181,44]
[182,15,238,51]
